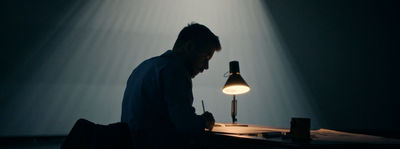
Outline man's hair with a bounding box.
[173,22,221,52]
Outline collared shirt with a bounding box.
[121,50,206,148]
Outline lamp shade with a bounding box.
[222,61,250,95]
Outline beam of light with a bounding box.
[0,0,320,136]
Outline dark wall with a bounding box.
[0,0,82,83]
[264,0,399,131]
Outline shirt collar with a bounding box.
[161,50,183,63]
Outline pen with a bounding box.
[202,100,205,113]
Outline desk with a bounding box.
[196,123,400,149]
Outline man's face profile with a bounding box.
[185,46,215,79]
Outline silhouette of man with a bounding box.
[121,23,221,148]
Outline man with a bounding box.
[121,23,221,148]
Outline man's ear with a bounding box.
[184,41,194,54]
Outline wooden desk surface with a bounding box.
[196,123,400,149]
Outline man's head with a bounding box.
[172,23,221,78]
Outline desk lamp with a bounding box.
[222,61,250,126]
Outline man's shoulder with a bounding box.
[136,52,182,71]
[142,55,177,67]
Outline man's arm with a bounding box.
[162,64,206,135]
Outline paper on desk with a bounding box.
[212,123,288,135]
[211,123,400,144]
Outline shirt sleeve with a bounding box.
[161,63,206,135]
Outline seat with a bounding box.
[61,118,134,149]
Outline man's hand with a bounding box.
[201,111,215,131]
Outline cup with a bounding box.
[290,117,310,140]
